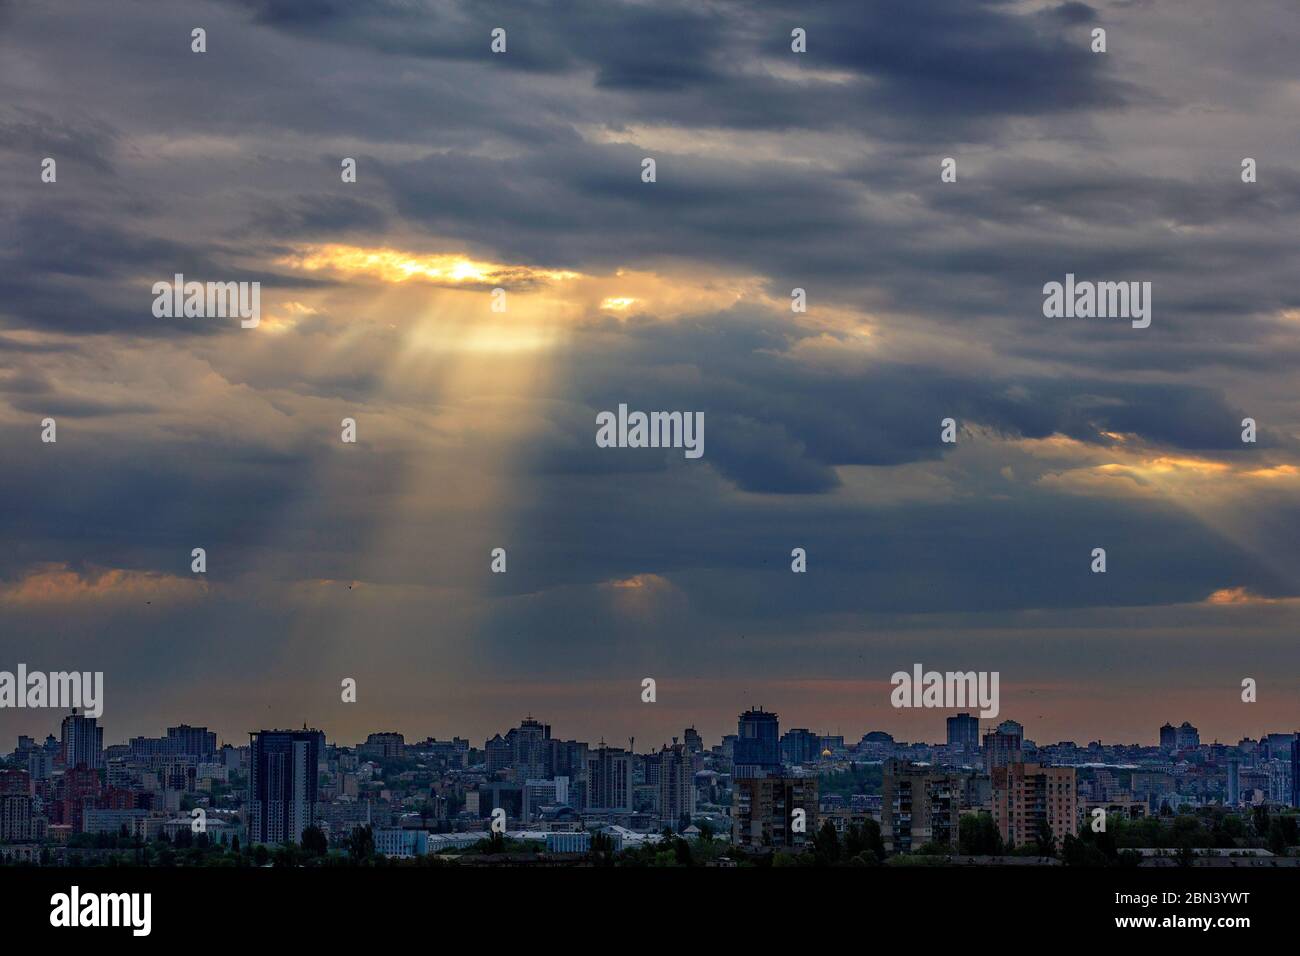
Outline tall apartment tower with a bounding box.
[1174,721,1200,750]
[508,717,550,781]
[248,729,321,845]
[657,741,696,829]
[991,763,1077,849]
[732,776,818,850]
[586,744,632,812]
[60,710,103,770]
[683,727,704,755]
[1290,736,1300,810]
[1159,722,1177,751]
[734,708,782,779]
[881,759,966,854]
[0,769,33,843]
[982,719,1024,774]
[946,713,981,752]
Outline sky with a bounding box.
[1,0,1298,752]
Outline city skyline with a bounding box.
[5,703,1291,755]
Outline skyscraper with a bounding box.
[734,708,781,779]
[60,710,103,770]
[248,729,321,845]
[0,769,33,843]
[982,719,1023,774]
[1159,722,1177,752]
[586,744,632,812]
[1290,736,1300,810]
[507,716,550,781]
[657,740,695,829]
[946,713,980,752]
[683,727,703,755]
[780,728,821,765]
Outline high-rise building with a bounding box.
[546,739,589,798]
[734,708,781,779]
[1263,733,1295,762]
[657,741,695,829]
[1175,721,1200,751]
[507,717,550,781]
[858,731,896,760]
[248,729,321,845]
[780,728,821,765]
[947,713,980,752]
[0,769,33,843]
[586,744,632,812]
[1159,722,1177,751]
[1291,736,1300,810]
[58,765,101,832]
[1227,759,1240,806]
[522,777,569,819]
[166,724,217,758]
[484,734,511,773]
[991,763,1077,849]
[683,727,704,755]
[359,732,405,759]
[125,725,216,762]
[60,710,103,770]
[983,719,1023,773]
[732,776,817,850]
[881,759,966,854]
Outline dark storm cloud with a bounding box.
[223,0,1131,127]
[512,307,1268,495]
[0,422,388,583]
[0,108,117,175]
[759,0,1125,116]
[246,194,389,238]
[490,483,1300,627]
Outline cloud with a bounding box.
[0,563,207,606]
[1,0,1298,744]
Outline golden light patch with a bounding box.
[598,573,676,616]
[277,244,581,288]
[257,300,318,334]
[1024,432,1298,500]
[1246,464,1300,480]
[603,573,665,590]
[1205,587,1275,606]
[405,321,559,354]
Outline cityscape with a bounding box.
[0,0,1294,932]
[2,707,1298,868]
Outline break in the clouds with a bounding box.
[0,0,1298,748]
